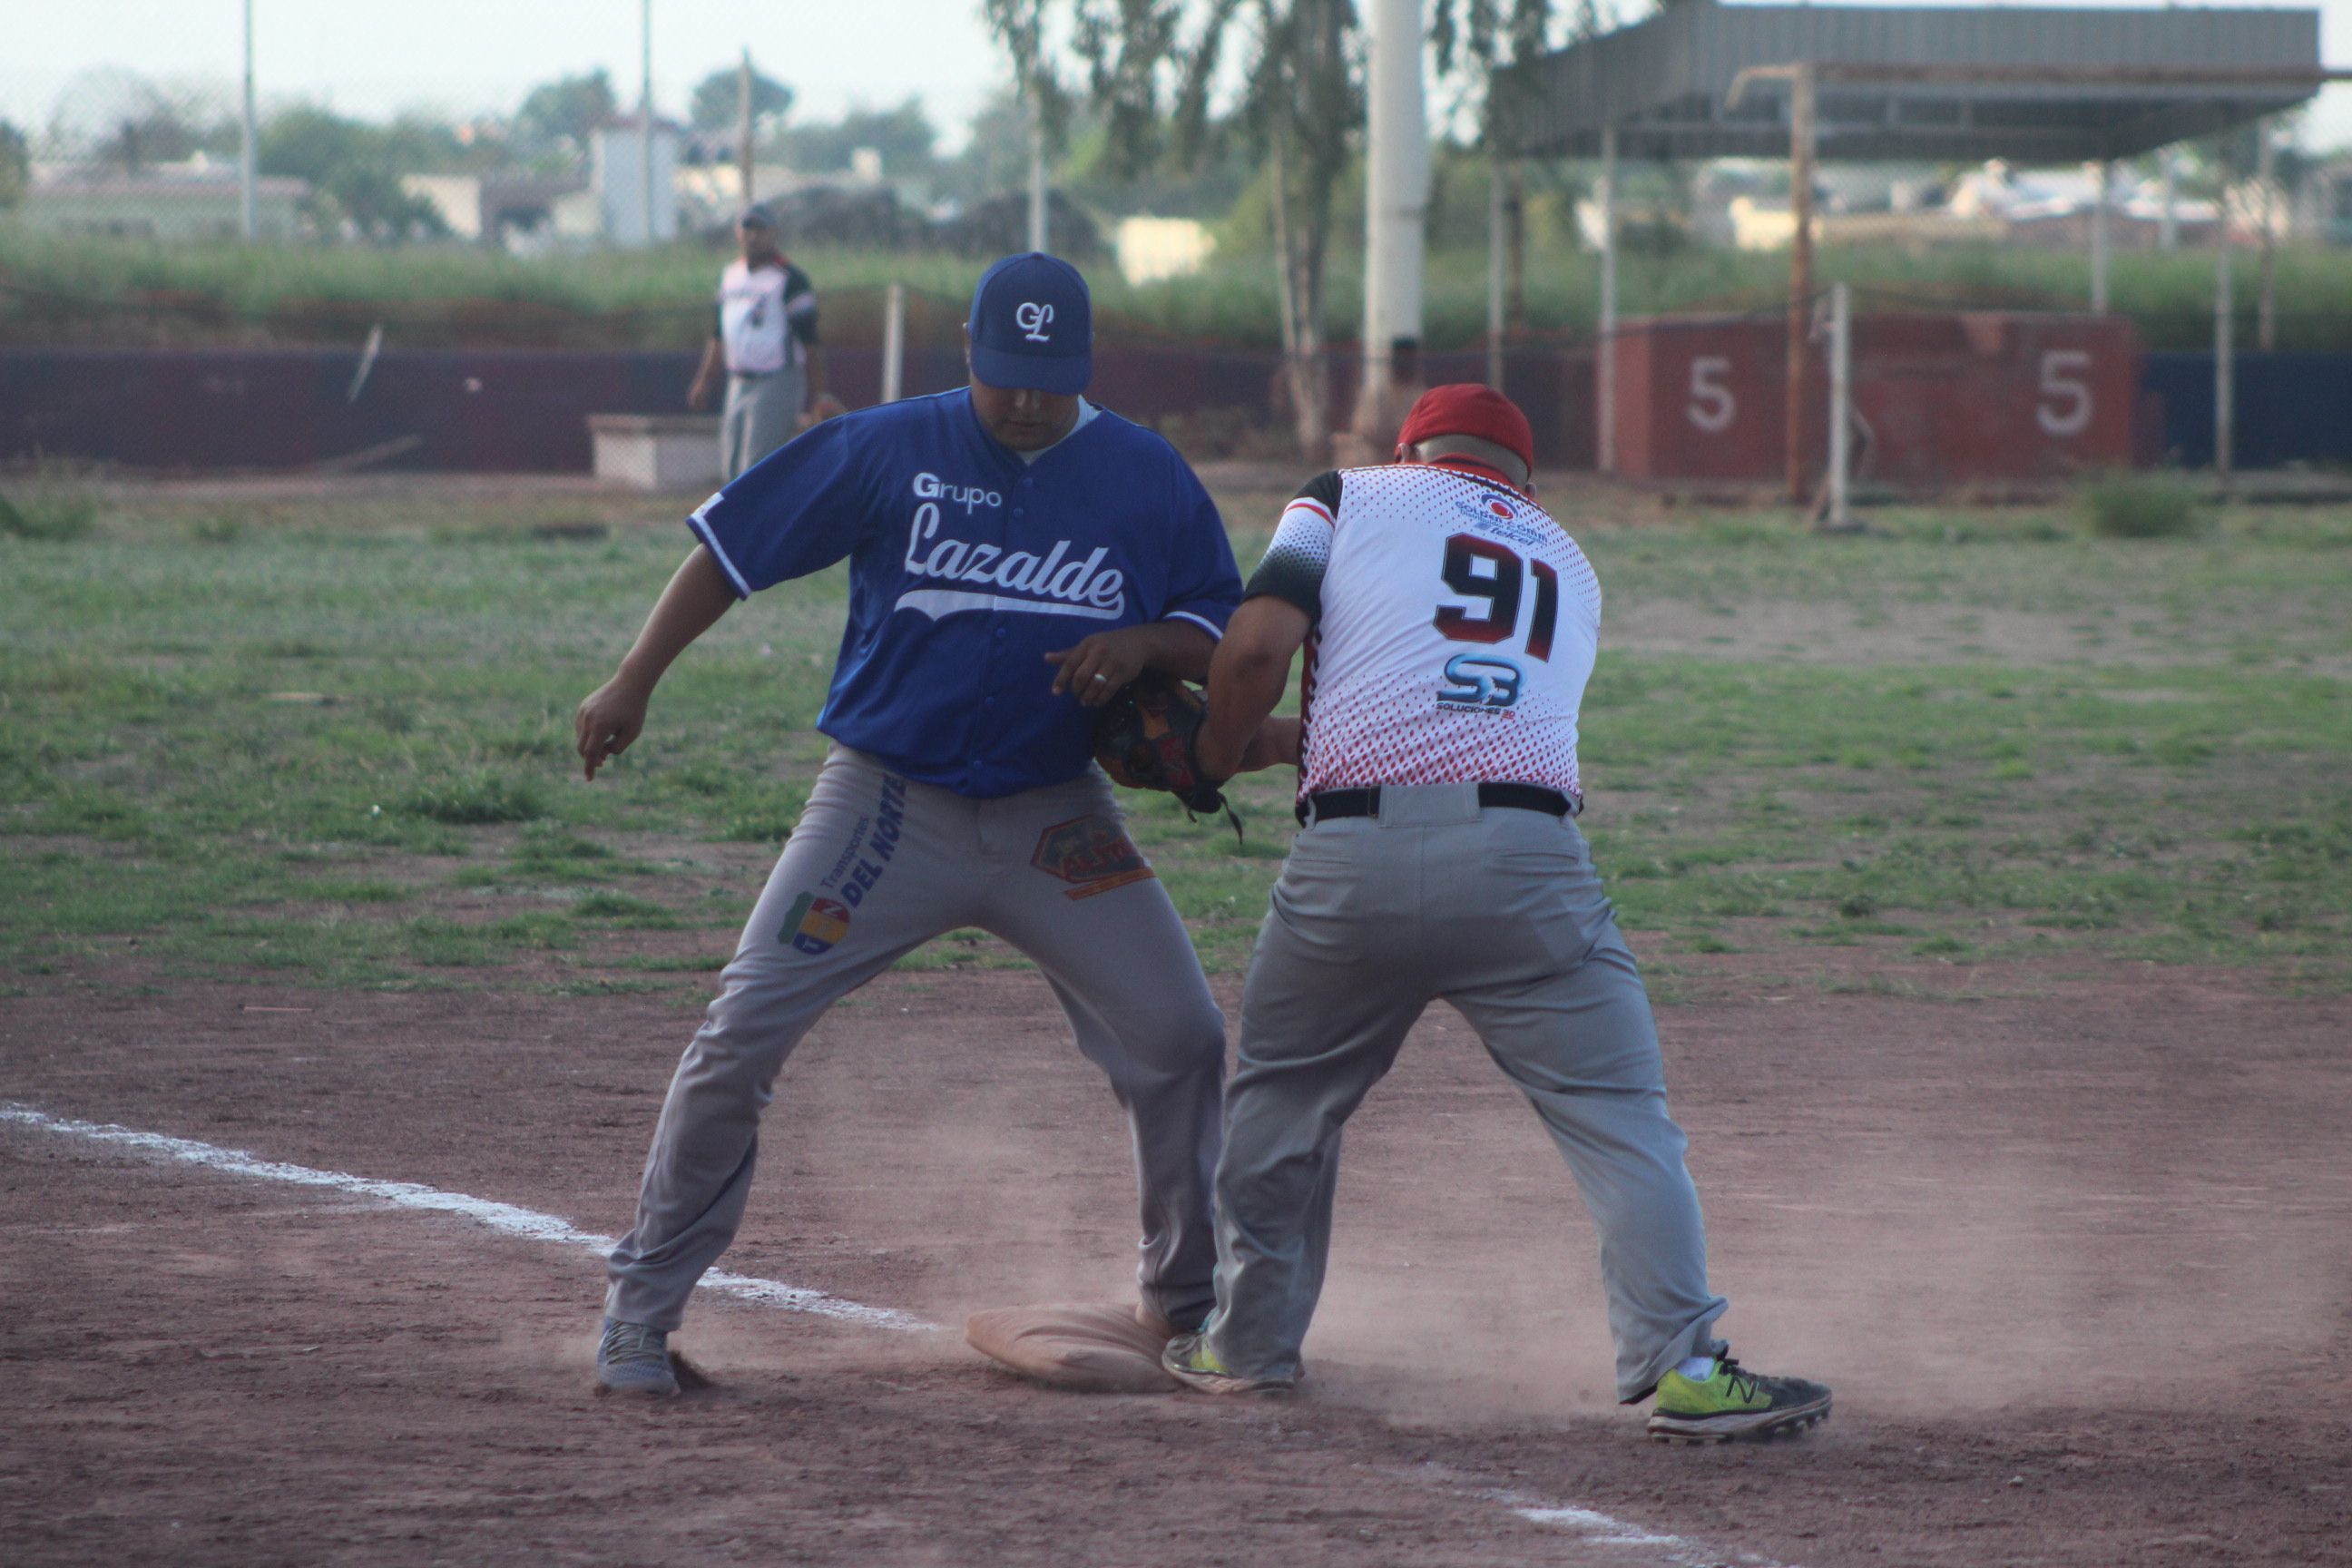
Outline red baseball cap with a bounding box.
[1394,384,1535,474]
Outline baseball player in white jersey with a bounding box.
[1164,384,1832,1443]
[688,206,846,479]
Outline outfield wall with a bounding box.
[0,343,1596,477]
[3,343,2337,479]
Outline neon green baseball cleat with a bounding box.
[1161,1331,1295,1396]
[1644,1356,1831,1444]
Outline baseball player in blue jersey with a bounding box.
[574,253,1243,1396]
[1162,385,1831,1443]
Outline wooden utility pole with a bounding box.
[2216,232,2235,482]
[2257,117,2279,351]
[1595,126,1619,474]
[1486,160,1505,389]
[2090,158,2112,313]
[737,50,756,211]
[1785,63,1816,503]
[1504,160,1526,332]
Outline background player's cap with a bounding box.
[738,204,777,230]
[966,252,1093,396]
[1396,384,1535,474]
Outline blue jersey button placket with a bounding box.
[962,494,1015,792]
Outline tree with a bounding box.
[777,101,938,176]
[1231,0,1360,460]
[259,106,451,241]
[1432,0,1563,335]
[992,0,1558,458]
[0,122,28,208]
[689,64,792,134]
[989,0,1357,459]
[515,70,620,146]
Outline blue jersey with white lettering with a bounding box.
[688,387,1241,798]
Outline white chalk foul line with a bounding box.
[1413,1475,1803,1568]
[0,1103,934,1332]
[8,1103,1804,1565]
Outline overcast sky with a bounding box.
[5,0,2349,153]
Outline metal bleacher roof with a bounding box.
[1493,3,2325,162]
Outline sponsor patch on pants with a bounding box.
[1031,815,1156,901]
[780,891,852,955]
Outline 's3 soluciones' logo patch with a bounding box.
[1437,652,1523,711]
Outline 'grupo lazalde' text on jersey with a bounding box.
[1247,464,1601,800]
[689,387,1241,798]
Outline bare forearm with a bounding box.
[1200,598,1311,778]
[804,343,829,399]
[688,338,725,407]
[1198,647,1289,777]
[617,546,736,691]
[1140,620,1215,682]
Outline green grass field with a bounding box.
[8,226,2352,351]
[4,478,2347,1003]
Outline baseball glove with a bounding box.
[1092,671,1234,824]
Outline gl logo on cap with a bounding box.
[1015,301,1054,342]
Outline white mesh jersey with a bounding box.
[1247,461,1602,800]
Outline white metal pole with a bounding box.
[240,0,257,240]
[882,282,906,403]
[1596,124,1619,475]
[640,0,655,246]
[1027,100,1049,253]
[1827,280,1853,530]
[1486,159,1505,389]
[1355,0,1428,436]
[2215,236,2235,482]
[2090,158,2112,314]
[2160,148,2180,252]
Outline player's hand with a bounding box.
[1236,716,1301,772]
[575,678,652,782]
[1046,628,1152,707]
[799,394,848,430]
[686,377,716,412]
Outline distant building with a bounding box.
[1720,160,2222,251]
[12,157,308,240]
[1115,218,1213,285]
[2295,157,2352,246]
[400,173,593,248]
[593,121,681,248]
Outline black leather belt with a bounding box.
[1298,783,1580,826]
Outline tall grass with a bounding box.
[5,224,2347,352]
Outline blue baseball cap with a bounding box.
[966,252,1093,395]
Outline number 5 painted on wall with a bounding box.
[1687,356,1736,434]
[2036,349,2093,437]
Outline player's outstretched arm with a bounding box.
[1044,620,1215,708]
[1198,595,1311,778]
[574,545,738,781]
[686,336,725,411]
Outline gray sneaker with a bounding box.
[596,1318,681,1396]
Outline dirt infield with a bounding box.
[4,958,2347,1567]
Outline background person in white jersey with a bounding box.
[1165,384,1834,1445]
[687,206,846,479]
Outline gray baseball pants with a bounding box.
[720,366,804,480]
[604,745,1227,1332]
[1200,784,1729,1402]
